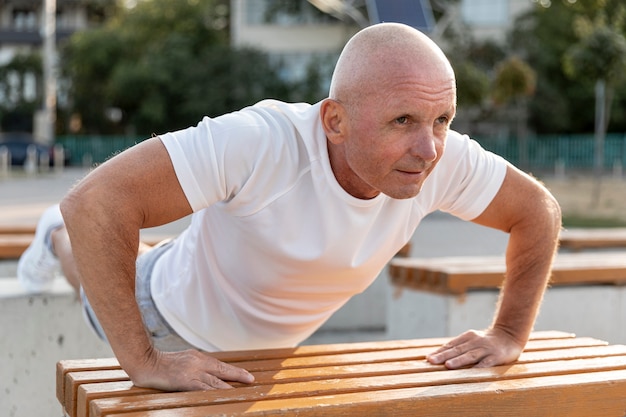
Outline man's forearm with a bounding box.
[491,212,560,346]
[60,185,156,380]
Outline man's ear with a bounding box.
[320,99,347,145]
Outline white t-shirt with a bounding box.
[153,99,508,351]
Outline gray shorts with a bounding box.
[80,240,197,352]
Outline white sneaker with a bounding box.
[17,204,64,293]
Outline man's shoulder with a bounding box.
[247,100,320,120]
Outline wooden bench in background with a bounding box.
[0,225,174,260]
[57,331,626,417]
[389,251,626,295]
[0,233,36,259]
[560,228,626,251]
[386,251,626,345]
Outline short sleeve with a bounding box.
[418,131,509,221]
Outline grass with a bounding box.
[561,215,626,228]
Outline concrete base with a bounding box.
[0,278,113,417]
[387,284,626,345]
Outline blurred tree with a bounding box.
[510,0,626,134]
[492,56,536,106]
[62,25,126,134]
[451,39,505,110]
[0,53,42,132]
[492,56,537,169]
[452,61,491,108]
[61,0,291,135]
[563,10,626,201]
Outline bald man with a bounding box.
[19,23,561,391]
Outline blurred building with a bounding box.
[0,0,92,64]
[459,0,532,41]
[230,0,533,85]
[0,0,107,135]
[0,0,534,132]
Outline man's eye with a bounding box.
[396,116,409,124]
[436,116,449,125]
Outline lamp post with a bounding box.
[41,0,56,145]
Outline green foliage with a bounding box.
[0,52,42,131]
[563,24,626,86]
[447,39,505,109]
[510,0,626,134]
[61,0,294,134]
[492,56,536,105]
[452,61,490,108]
[62,26,126,133]
[562,214,626,228]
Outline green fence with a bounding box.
[476,133,626,173]
[56,135,148,166]
[57,133,626,173]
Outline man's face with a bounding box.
[333,72,457,200]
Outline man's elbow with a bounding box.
[59,180,105,231]
[60,187,87,230]
[540,187,562,240]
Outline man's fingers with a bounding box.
[138,349,255,391]
[204,355,255,384]
[196,373,235,390]
[426,328,524,370]
[427,339,474,365]
[428,345,486,369]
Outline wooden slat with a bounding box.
[87,356,626,417]
[0,233,174,259]
[57,331,575,400]
[57,358,121,404]
[64,370,129,417]
[0,225,36,234]
[390,251,626,294]
[91,370,626,417]
[75,343,626,417]
[77,382,157,417]
[59,332,618,417]
[560,227,626,251]
[0,233,34,258]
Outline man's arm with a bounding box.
[61,137,254,390]
[427,164,562,369]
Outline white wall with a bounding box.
[1,278,113,417]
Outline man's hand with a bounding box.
[130,348,255,391]
[426,328,524,369]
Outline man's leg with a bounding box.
[17,205,64,293]
[51,226,154,294]
[49,226,80,293]
[18,206,194,349]
[18,204,153,295]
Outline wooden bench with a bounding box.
[0,234,411,260]
[386,251,626,344]
[389,251,626,295]
[0,232,175,260]
[0,233,36,259]
[56,331,626,417]
[560,228,626,251]
[0,225,36,234]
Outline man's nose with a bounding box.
[409,130,437,162]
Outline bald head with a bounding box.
[329,23,455,103]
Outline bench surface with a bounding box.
[57,331,626,417]
[560,227,626,251]
[390,251,626,295]
[0,233,174,259]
